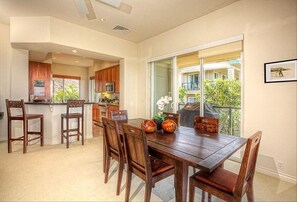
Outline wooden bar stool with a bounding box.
[61,100,85,148]
[5,99,44,153]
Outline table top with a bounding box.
[126,118,247,172]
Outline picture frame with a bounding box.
[264,59,297,83]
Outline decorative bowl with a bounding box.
[162,119,177,133]
[141,119,157,133]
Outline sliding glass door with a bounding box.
[150,40,243,137]
[151,58,177,117]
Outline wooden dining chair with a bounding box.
[194,116,219,133]
[110,110,128,122]
[61,100,85,148]
[121,123,175,202]
[163,112,180,126]
[189,131,262,202]
[5,99,44,153]
[102,117,125,196]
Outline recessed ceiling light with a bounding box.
[100,18,106,22]
[75,60,79,63]
[72,49,78,53]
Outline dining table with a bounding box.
[124,118,247,202]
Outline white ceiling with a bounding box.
[0,0,238,65]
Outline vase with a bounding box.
[153,119,163,131]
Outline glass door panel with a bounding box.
[151,58,174,117]
[202,53,242,136]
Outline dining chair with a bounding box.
[102,117,125,196]
[121,123,175,202]
[189,131,262,202]
[5,99,44,153]
[110,110,128,122]
[163,112,180,126]
[194,116,219,133]
[61,100,85,148]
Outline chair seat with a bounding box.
[61,113,83,118]
[193,167,237,194]
[10,114,43,120]
[150,156,175,176]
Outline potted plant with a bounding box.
[153,95,172,130]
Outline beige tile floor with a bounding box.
[0,129,296,202]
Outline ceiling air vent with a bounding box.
[112,25,131,34]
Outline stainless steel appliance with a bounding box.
[105,82,114,93]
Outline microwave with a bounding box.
[105,82,114,93]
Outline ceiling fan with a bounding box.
[74,0,132,20]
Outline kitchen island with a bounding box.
[25,102,94,145]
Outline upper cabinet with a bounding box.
[29,61,51,101]
[95,65,120,93]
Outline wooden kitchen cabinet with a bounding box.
[29,61,51,100]
[92,104,100,122]
[107,105,119,118]
[94,64,120,93]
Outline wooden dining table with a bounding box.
[124,118,247,202]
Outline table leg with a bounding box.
[175,161,189,202]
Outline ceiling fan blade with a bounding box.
[84,0,96,20]
[96,0,132,14]
[74,0,96,20]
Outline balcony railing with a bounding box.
[213,106,241,136]
[181,82,199,91]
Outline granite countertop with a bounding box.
[25,102,95,105]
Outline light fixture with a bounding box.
[72,49,78,54]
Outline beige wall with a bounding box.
[10,16,139,118]
[138,0,297,182]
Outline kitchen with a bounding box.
[28,51,121,141]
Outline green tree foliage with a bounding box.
[54,83,79,102]
[178,87,187,104]
[203,78,241,107]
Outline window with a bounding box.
[52,74,80,103]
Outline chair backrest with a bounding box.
[164,112,180,126]
[102,117,123,157]
[121,123,151,178]
[66,100,85,115]
[5,99,26,118]
[235,131,262,196]
[194,116,219,133]
[110,110,128,122]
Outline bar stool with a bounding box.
[5,99,44,153]
[61,100,85,148]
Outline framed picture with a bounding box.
[264,59,297,83]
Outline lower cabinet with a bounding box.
[92,104,100,122]
[107,105,119,118]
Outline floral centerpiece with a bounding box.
[153,95,172,130]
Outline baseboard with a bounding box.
[257,166,297,184]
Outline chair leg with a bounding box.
[201,191,205,202]
[246,181,254,202]
[104,155,111,183]
[23,120,28,153]
[116,159,124,195]
[208,193,212,202]
[144,182,152,202]
[40,116,44,146]
[7,119,12,153]
[81,117,84,145]
[61,117,64,144]
[125,170,132,202]
[77,117,80,141]
[66,118,69,148]
[189,178,195,202]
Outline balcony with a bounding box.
[181,82,199,91]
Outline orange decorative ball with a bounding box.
[141,119,157,133]
[161,119,177,133]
